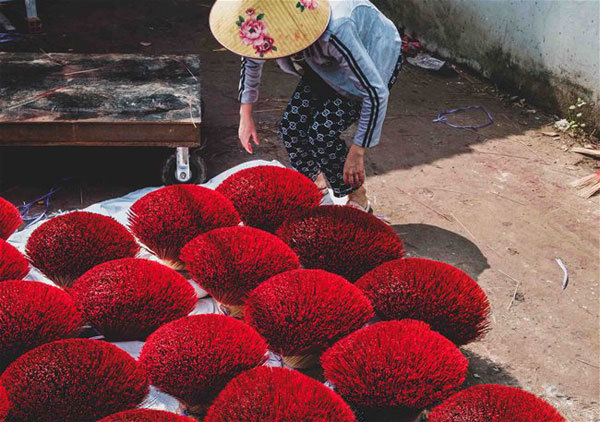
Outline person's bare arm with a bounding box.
[238,58,265,154]
[344,144,366,188]
[239,103,259,154]
[328,21,391,188]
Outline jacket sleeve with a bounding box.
[327,21,389,148]
[238,57,265,104]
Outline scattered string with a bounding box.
[18,179,71,225]
[433,105,494,130]
[0,33,23,44]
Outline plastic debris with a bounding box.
[555,258,568,290]
[402,34,422,56]
[407,53,446,71]
[0,32,23,44]
[554,119,570,132]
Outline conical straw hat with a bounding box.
[210,0,331,59]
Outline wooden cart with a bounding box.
[0,52,206,184]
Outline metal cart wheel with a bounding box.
[24,0,42,33]
[161,147,207,185]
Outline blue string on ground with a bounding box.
[18,179,72,225]
[433,105,494,130]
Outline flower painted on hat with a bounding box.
[238,18,266,46]
[297,0,318,12]
[236,9,278,57]
[254,35,276,56]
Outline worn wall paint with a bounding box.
[374,0,599,128]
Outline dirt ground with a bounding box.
[1,1,598,420]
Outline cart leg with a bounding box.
[162,149,207,185]
[24,0,42,33]
[175,147,192,183]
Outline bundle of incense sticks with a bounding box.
[570,171,600,198]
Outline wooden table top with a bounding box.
[0,53,202,124]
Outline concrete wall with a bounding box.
[374,0,600,129]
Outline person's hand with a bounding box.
[343,144,366,188]
[239,103,259,154]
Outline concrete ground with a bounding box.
[1,1,598,420]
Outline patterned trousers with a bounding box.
[279,55,402,197]
[279,76,361,197]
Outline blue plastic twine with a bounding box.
[18,179,72,225]
[433,105,494,130]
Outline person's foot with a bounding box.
[314,173,329,197]
[346,186,372,213]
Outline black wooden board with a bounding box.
[0,53,202,146]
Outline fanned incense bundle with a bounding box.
[356,258,490,345]
[180,226,299,317]
[0,280,82,369]
[321,320,468,413]
[206,367,355,422]
[0,339,149,422]
[428,384,565,422]
[245,269,373,368]
[216,166,321,232]
[277,205,404,281]
[26,211,139,287]
[0,197,22,240]
[70,258,197,341]
[139,314,267,418]
[0,386,9,421]
[0,239,29,281]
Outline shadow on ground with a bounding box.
[463,349,520,388]
[393,224,490,280]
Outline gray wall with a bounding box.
[374,0,600,128]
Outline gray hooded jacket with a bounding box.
[238,0,402,148]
